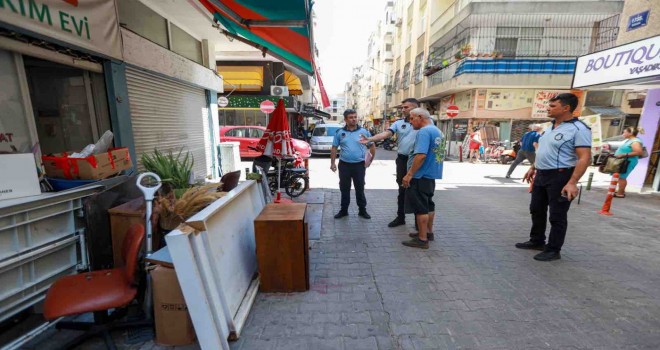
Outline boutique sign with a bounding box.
[0,0,122,60]
[573,35,660,88]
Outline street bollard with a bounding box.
[577,184,583,205]
[586,172,594,191]
[304,158,310,190]
[459,145,463,162]
[598,173,619,216]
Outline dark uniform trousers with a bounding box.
[395,154,409,218]
[339,160,367,211]
[529,168,574,252]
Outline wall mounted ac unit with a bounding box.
[271,86,289,97]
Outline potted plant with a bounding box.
[496,51,504,58]
[141,148,194,198]
[460,43,472,55]
[454,51,464,60]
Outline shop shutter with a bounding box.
[126,67,209,178]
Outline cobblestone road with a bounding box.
[231,152,660,350]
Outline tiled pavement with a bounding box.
[230,186,660,350]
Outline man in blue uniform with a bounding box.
[400,108,444,249]
[360,98,420,227]
[516,93,591,261]
[505,124,542,178]
[331,109,376,219]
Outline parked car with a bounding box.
[593,135,626,165]
[309,124,344,155]
[219,126,311,158]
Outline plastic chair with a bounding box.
[43,224,151,349]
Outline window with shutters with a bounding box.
[401,63,411,89]
[413,53,424,84]
[495,27,544,57]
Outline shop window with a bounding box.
[0,50,31,153]
[24,57,110,155]
[171,23,203,64]
[117,0,169,49]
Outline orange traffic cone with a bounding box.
[598,173,619,216]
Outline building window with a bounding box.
[401,63,411,89]
[117,0,169,49]
[386,44,392,52]
[170,23,203,64]
[393,70,400,90]
[413,53,424,84]
[495,27,544,57]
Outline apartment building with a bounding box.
[382,0,624,149]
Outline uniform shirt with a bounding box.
[520,131,541,153]
[388,118,417,156]
[332,126,372,163]
[407,125,444,179]
[535,118,591,170]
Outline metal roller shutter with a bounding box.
[126,67,210,178]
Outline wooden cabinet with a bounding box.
[254,203,309,292]
[108,197,146,266]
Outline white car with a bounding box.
[309,124,344,155]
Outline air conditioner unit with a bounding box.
[271,86,289,97]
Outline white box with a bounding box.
[0,154,41,201]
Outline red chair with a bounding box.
[43,224,151,349]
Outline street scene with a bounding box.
[1,0,660,350]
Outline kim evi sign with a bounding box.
[0,0,122,60]
[573,35,660,88]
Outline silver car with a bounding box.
[310,124,343,155]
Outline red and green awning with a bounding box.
[198,0,314,75]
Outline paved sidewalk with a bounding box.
[231,186,660,350]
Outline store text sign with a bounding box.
[0,0,122,60]
[573,35,660,88]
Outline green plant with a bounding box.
[246,172,262,181]
[141,148,194,191]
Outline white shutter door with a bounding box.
[126,67,209,178]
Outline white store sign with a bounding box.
[0,0,122,60]
[573,35,660,88]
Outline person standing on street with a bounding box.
[516,93,591,261]
[468,128,482,163]
[505,124,542,178]
[360,98,420,227]
[613,127,645,198]
[401,108,444,249]
[331,109,376,219]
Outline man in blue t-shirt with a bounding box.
[401,108,444,249]
[331,109,376,219]
[505,124,542,178]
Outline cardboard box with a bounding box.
[42,147,132,180]
[151,265,196,346]
[0,154,41,201]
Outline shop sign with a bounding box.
[218,96,229,107]
[573,35,660,88]
[532,90,565,118]
[0,0,122,60]
[627,11,650,32]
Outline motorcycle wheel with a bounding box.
[285,175,308,198]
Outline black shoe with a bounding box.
[505,174,511,179]
[388,216,405,227]
[515,240,545,251]
[402,238,429,249]
[534,250,561,261]
[358,210,371,219]
[409,232,434,241]
[334,210,348,219]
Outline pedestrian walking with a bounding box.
[613,127,645,198]
[468,128,482,163]
[505,124,542,178]
[360,98,420,227]
[401,108,444,249]
[331,109,376,219]
[516,93,591,261]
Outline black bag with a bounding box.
[601,155,629,174]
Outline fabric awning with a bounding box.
[284,71,303,95]
[217,66,264,91]
[198,0,314,75]
[582,107,627,118]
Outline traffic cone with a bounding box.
[598,173,619,216]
